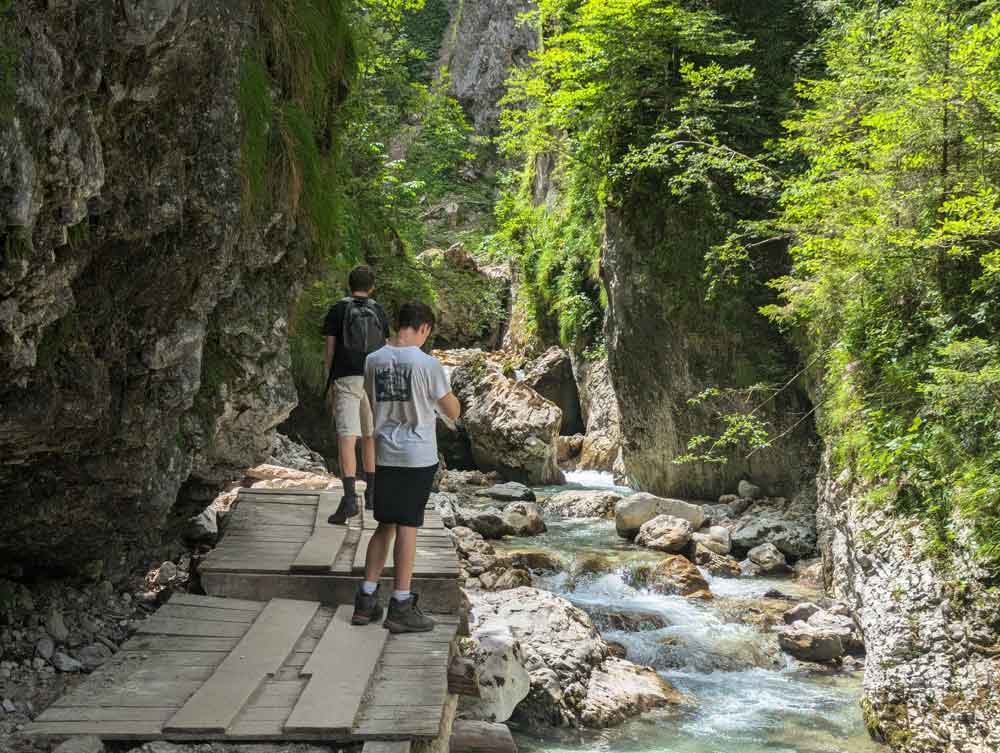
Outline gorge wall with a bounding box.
[0,1,306,574]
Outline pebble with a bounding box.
[46,608,70,642]
[53,736,105,753]
[2,697,16,713]
[52,651,82,672]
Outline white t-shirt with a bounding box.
[363,345,451,468]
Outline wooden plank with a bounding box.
[126,635,239,653]
[247,679,307,708]
[237,491,321,505]
[118,651,231,668]
[136,617,248,638]
[166,593,264,612]
[26,721,163,737]
[164,598,318,734]
[238,487,323,499]
[35,706,176,722]
[221,530,312,543]
[364,742,412,753]
[291,493,349,572]
[155,605,259,624]
[228,503,316,528]
[284,605,389,733]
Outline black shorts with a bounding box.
[374,464,439,528]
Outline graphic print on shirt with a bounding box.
[374,364,413,402]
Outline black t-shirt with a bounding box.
[321,297,391,380]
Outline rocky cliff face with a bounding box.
[0,1,302,574]
[817,456,1000,752]
[601,200,817,500]
[443,0,538,136]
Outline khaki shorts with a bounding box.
[332,376,374,437]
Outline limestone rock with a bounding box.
[634,555,710,597]
[53,737,104,753]
[182,505,218,544]
[776,622,844,663]
[634,515,693,553]
[692,525,732,555]
[693,545,742,577]
[556,434,585,464]
[467,587,679,729]
[267,434,328,475]
[501,549,562,573]
[52,651,82,672]
[544,490,621,519]
[154,561,179,585]
[738,480,762,499]
[453,355,564,486]
[783,603,822,624]
[615,493,705,539]
[732,517,817,560]
[463,508,509,540]
[579,657,684,728]
[476,482,536,504]
[35,636,55,661]
[748,543,789,575]
[76,642,112,671]
[46,609,69,643]
[460,619,532,723]
[522,347,583,435]
[502,502,546,536]
[573,357,625,472]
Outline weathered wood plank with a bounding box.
[117,651,231,668]
[219,529,312,543]
[290,493,349,572]
[164,598,318,734]
[237,491,321,505]
[155,605,259,624]
[126,635,239,653]
[284,605,389,733]
[136,617,248,638]
[166,593,264,612]
[228,503,316,528]
[34,706,176,723]
[26,721,163,737]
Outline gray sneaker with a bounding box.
[383,593,435,633]
[352,584,383,625]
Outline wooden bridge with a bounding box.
[26,485,473,751]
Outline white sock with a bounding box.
[392,590,411,602]
[362,581,378,595]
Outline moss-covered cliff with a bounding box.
[0,0,353,574]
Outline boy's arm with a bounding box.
[324,337,336,390]
[437,392,461,421]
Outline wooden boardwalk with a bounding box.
[26,593,460,742]
[200,487,462,613]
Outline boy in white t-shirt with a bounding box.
[352,303,461,632]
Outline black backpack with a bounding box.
[340,297,386,357]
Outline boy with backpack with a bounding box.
[351,302,461,632]
[322,266,391,524]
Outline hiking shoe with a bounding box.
[352,584,383,625]
[383,593,435,633]
[328,494,359,525]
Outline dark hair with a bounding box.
[348,265,375,293]
[397,302,436,332]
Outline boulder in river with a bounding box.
[632,555,710,597]
[748,543,790,575]
[463,508,510,540]
[615,493,705,539]
[502,502,546,536]
[468,587,683,729]
[693,545,742,577]
[476,482,536,503]
[544,490,621,519]
[452,355,565,486]
[738,479,762,499]
[634,515,693,553]
[691,525,731,555]
[776,622,845,663]
[460,619,532,723]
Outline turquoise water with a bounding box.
[500,471,885,753]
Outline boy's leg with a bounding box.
[352,522,394,625]
[330,377,366,524]
[360,391,376,510]
[391,525,417,594]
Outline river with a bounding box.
[494,470,887,753]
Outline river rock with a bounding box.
[502,502,546,536]
[53,737,104,753]
[35,636,55,661]
[807,609,863,654]
[732,518,817,560]
[634,515,693,553]
[635,555,710,597]
[76,642,113,670]
[432,493,464,528]
[267,433,328,475]
[476,482,536,504]
[523,347,584,435]
[748,543,789,574]
[46,608,70,643]
[452,355,564,486]
[693,545,742,577]
[738,480,762,499]
[544,490,621,519]
[460,619,532,723]
[182,505,218,544]
[692,525,731,555]
[777,622,845,663]
[501,549,562,572]
[480,568,533,591]
[580,657,684,727]
[587,607,669,633]
[462,508,510,540]
[154,561,179,585]
[615,493,705,539]
[468,587,680,729]
[52,651,83,672]
[783,602,822,624]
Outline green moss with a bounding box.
[0,1,17,124]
